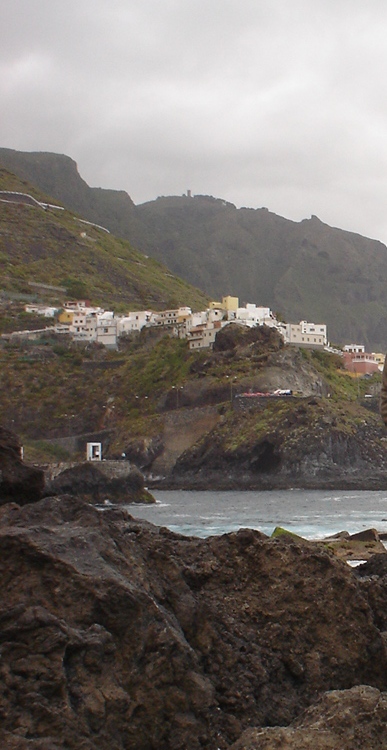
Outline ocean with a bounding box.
[129,489,387,540]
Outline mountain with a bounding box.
[1,147,387,350]
[0,148,140,238]
[0,166,209,312]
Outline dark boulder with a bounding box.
[213,322,283,354]
[0,426,44,505]
[47,462,155,504]
[349,528,380,542]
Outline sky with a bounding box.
[2,0,387,243]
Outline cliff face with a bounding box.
[1,495,387,749]
[170,395,387,490]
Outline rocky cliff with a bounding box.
[2,494,387,749]
[168,395,387,490]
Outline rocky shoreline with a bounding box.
[148,470,387,492]
[4,426,387,748]
[2,495,387,749]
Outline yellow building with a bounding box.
[58,310,75,324]
[222,295,239,312]
[373,352,385,369]
[209,296,239,312]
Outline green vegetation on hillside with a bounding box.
[0,168,209,312]
[2,148,387,349]
[0,332,197,448]
[0,322,380,464]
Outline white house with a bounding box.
[24,304,59,317]
[150,307,192,327]
[235,304,272,327]
[95,318,117,348]
[284,321,327,348]
[343,344,365,354]
[116,311,152,335]
[71,310,117,348]
[187,320,228,350]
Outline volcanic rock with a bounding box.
[1,498,387,749]
[230,685,387,749]
[170,397,387,490]
[353,554,387,633]
[122,435,164,469]
[212,322,283,354]
[0,426,44,505]
[47,462,155,504]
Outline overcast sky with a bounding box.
[2,0,387,242]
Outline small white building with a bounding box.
[71,311,117,348]
[24,304,59,317]
[95,318,117,348]
[151,307,192,327]
[236,304,272,327]
[117,311,152,335]
[284,321,327,348]
[343,344,365,354]
[187,321,226,350]
[86,442,102,461]
[63,300,94,311]
[185,308,224,333]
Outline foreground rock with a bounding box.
[273,526,387,562]
[0,427,44,505]
[230,685,387,749]
[318,528,387,561]
[46,462,155,503]
[1,496,387,749]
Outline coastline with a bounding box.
[148,471,387,492]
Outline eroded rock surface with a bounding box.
[170,397,387,490]
[1,496,387,749]
[47,462,155,504]
[230,685,387,750]
[0,427,44,505]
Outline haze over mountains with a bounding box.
[1,146,387,351]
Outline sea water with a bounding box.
[129,489,387,540]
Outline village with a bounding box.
[2,294,384,376]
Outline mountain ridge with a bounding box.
[1,147,387,349]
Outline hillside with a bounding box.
[2,147,387,349]
[0,167,209,312]
[0,318,384,491]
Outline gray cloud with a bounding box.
[2,0,387,241]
